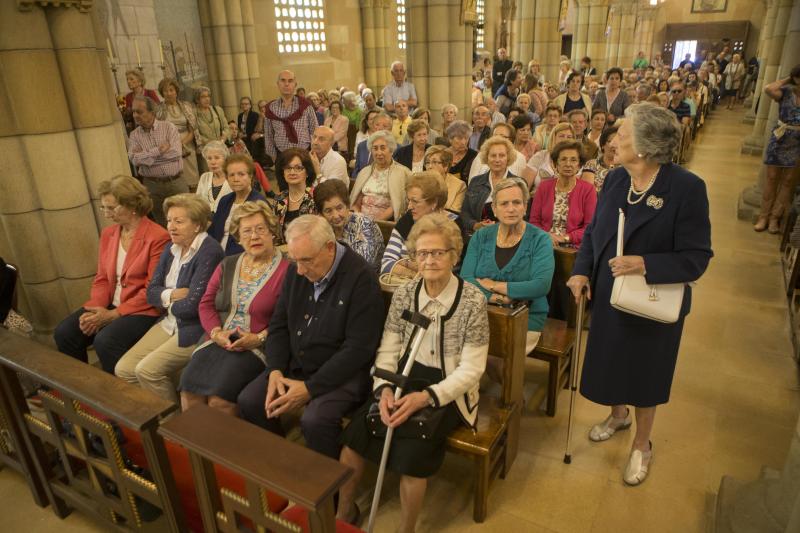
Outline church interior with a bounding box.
[1,0,799,531]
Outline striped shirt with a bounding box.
[128,119,183,178]
[263,97,318,162]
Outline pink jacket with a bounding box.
[530,178,597,246]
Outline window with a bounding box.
[672,40,697,69]
[274,0,326,54]
[397,0,406,50]
[476,0,485,50]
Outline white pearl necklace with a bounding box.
[627,166,660,205]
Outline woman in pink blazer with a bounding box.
[54,177,169,373]
[530,140,597,246]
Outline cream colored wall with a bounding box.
[251,0,376,97]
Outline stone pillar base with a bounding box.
[741,136,765,155]
[742,110,756,125]
[737,184,763,221]
[715,470,783,533]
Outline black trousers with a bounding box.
[54,308,158,374]
[237,369,369,459]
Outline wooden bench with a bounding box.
[375,219,395,246]
[159,404,358,533]
[528,247,578,417]
[0,328,187,531]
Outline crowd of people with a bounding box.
[47,42,800,532]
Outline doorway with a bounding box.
[672,40,698,69]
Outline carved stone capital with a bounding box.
[17,0,92,12]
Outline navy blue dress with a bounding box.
[573,164,712,407]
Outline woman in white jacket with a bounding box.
[195,140,233,214]
[337,213,489,532]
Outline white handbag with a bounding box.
[610,209,685,324]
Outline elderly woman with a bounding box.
[462,178,553,351]
[441,103,459,137]
[341,91,363,129]
[586,108,607,148]
[406,108,441,144]
[337,213,489,531]
[723,53,746,109]
[307,92,326,125]
[566,103,712,486]
[381,172,460,277]
[756,66,800,234]
[155,78,199,188]
[582,126,618,193]
[356,108,380,146]
[314,179,385,271]
[54,177,169,373]
[524,73,548,117]
[194,86,230,171]
[530,140,597,247]
[461,135,518,234]
[115,194,225,403]
[123,69,159,110]
[195,141,233,214]
[514,93,540,126]
[208,154,266,256]
[324,101,349,156]
[445,120,478,184]
[526,122,577,189]
[394,119,430,172]
[180,201,289,415]
[557,59,573,91]
[511,114,540,161]
[273,148,317,242]
[424,145,466,213]
[533,104,562,150]
[593,68,632,124]
[555,72,592,115]
[351,130,411,221]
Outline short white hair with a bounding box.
[201,140,229,159]
[367,130,397,153]
[625,102,682,164]
[285,214,335,249]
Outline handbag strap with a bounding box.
[616,208,625,257]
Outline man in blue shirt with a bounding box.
[667,81,692,125]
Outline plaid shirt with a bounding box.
[263,97,318,161]
[128,119,183,178]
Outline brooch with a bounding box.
[646,195,664,210]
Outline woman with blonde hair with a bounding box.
[423,145,466,212]
[461,135,518,233]
[526,122,577,189]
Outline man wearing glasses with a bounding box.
[666,81,692,126]
[237,215,385,459]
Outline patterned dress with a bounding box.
[341,212,385,272]
[273,188,316,244]
[551,191,570,236]
[764,86,800,168]
[360,167,392,219]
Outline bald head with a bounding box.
[312,126,335,156]
[277,70,297,98]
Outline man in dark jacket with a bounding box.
[238,215,385,458]
[492,47,513,90]
[237,97,260,154]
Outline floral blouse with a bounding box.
[273,187,316,244]
[342,212,385,272]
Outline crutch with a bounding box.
[366,309,432,533]
[564,286,588,464]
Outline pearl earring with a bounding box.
[637,153,644,158]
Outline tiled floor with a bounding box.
[1,106,798,532]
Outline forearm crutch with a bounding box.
[366,309,431,533]
[564,287,588,465]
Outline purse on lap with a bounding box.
[609,209,685,324]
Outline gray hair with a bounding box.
[491,177,530,206]
[367,130,397,153]
[441,103,458,115]
[132,95,156,112]
[285,214,335,249]
[390,61,405,71]
[201,140,230,160]
[446,120,471,140]
[194,85,211,104]
[342,91,358,106]
[625,102,682,164]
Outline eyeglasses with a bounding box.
[671,89,684,94]
[410,248,453,261]
[407,197,430,207]
[284,165,306,173]
[100,205,120,212]
[240,225,270,239]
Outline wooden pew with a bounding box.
[159,404,356,533]
[0,329,187,531]
[375,219,395,246]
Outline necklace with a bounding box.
[288,190,305,204]
[242,255,273,278]
[497,226,524,248]
[627,166,660,205]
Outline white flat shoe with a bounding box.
[623,442,653,486]
[588,409,632,442]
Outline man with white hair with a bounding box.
[310,126,348,185]
[382,61,417,113]
[237,215,384,459]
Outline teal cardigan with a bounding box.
[461,223,554,331]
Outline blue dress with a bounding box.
[764,86,800,168]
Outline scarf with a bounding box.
[264,96,311,143]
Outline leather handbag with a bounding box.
[610,209,685,324]
[365,401,447,440]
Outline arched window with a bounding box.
[274,0,327,54]
[476,0,485,50]
[397,0,406,50]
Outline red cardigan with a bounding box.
[530,178,597,246]
[124,89,160,109]
[84,218,169,316]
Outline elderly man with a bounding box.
[667,80,692,125]
[237,215,384,459]
[469,104,492,151]
[382,62,417,113]
[391,99,412,145]
[310,126,348,185]
[352,112,392,178]
[127,95,186,226]
[262,70,318,173]
[237,97,260,155]
[492,47,513,90]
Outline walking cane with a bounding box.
[564,286,588,465]
[366,309,432,533]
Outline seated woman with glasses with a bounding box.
[337,213,489,532]
[179,201,289,415]
[423,145,466,213]
[272,148,317,244]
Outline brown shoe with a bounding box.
[768,218,781,234]
[753,217,768,232]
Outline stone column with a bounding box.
[511,0,536,64]
[744,0,776,125]
[633,7,657,66]
[604,4,622,69]
[197,0,261,119]
[612,0,638,70]
[532,0,561,84]
[360,0,393,92]
[0,2,130,336]
[571,1,590,67]
[406,0,473,127]
[585,0,610,74]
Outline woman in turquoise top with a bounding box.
[461,177,554,353]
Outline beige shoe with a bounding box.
[589,409,632,442]
[753,216,768,232]
[623,442,653,486]
[768,218,781,234]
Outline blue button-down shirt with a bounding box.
[313,242,346,301]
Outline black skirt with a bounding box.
[179,343,265,403]
[340,361,461,478]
